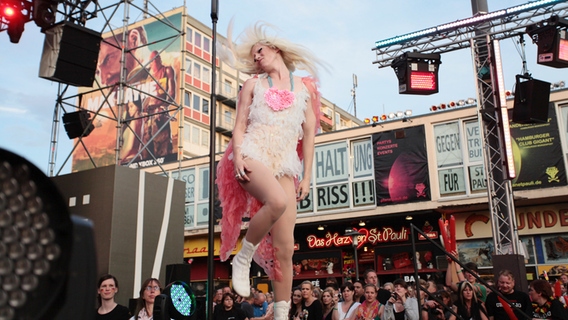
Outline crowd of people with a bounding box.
[94,268,568,319]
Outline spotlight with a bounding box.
[154,281,196,320]
[405,216,413,220]
[457,100,466,106]
[526,15,568,68]
[372,115,379,123]
[364,118,371,125]
[388,112,395,119]
[32,0,58,30]
[404,110,412,117]
[439,103,447,110]
[430,105,438,112]
[1,1,28,43]
[358,220,365,227]
[448,101,456,107]
[396,111,404,118]
[317,225,324,231]
[380,114,387,121]
[0,148,97,319]
[465,98,476,105]
[391,51,441,95]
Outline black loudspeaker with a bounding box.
[189,296,206,320]
[62,110,94,139]
[166,264,191,285]
[512,77,551,123]
[39,22,102,87]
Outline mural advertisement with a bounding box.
[373,125,430,205]
[74,11,183,171]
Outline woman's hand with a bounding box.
[296,178,310,201]
[233,157,250,182]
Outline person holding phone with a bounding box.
[382,279,419,320]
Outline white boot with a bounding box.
[231,238,258,297]
[273,300,290,320]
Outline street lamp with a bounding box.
[345,228,363,281]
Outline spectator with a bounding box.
[354,284,383,320]
[253,292,269,318]
[213,288,223,308]
[300,281,323,320]
[321,288,338,320]
[213,292,248,320]
[382,279,419,320]
[529,279,568,320]
[95,274,131,320]
[383,282,394,293]
[420,290,453,320]
[290,287,303,320]
[446,259,487,302]
[485,270,532,320]
[240,293,255,319]
[448,281,487,320]
[326,277,340,291]
[130,278,162,320]
[560,273,568,285]
[336,282,360,320]
[363,269,391,305]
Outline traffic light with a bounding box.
[32,0,57,30]
[1,1,28,43]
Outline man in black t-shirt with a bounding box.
[485,270,532,320]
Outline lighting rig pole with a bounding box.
[372,0,568,285]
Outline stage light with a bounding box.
[154,281,196,320]
[465,98,476,105]
[439,103,447,110]
[32,0,58,30]
[457,100,465,106]
[388,112,395,119]
[364,118,371,125]
[526,15,568,68]
[430,105,438,112]
[391,52,441,95]
[1,1,28,43]
[0,148,97,319]
[448,101,456,107]
[380,114,387,121]
[404,110,412,117]
[372,115,379,123]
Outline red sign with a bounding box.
[306,227,410,249]
[418,231,439,240]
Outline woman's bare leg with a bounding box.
[269,175,297,303]
[239,158,289,244]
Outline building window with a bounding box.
[202,66,210,84]
[185,58,192,76]
[192,126,200,145]
[184,122,191,142]
[195,32,201,48]
[203,37,210,53]
[202,98,209,115]
[193,95,200,111]
[224,110,233,127]
[201,129,209,147]
[224,80,233,96]
[186,27,193,43]
[193,62,201,80]
[184,91,191,107]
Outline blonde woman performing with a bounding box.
[216,21,325,320]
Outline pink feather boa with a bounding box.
[217,76,321,280]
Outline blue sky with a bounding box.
[1,0,566,174]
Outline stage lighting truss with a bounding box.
[0,0,32,43]
[0,148,73,320]
[391,52,441,95]
[527,15,568,68]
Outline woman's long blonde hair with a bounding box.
[219,20,327,79]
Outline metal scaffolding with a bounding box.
[372,0,568,255]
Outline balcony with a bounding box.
[215,82,237,108]
[216,111,235,136]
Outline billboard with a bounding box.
[510,103,567,190]
[373,125,431,205]
[74,10,183,171]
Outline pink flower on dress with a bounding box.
[264,87,295,111]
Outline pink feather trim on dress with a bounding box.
[217,76,321,281]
